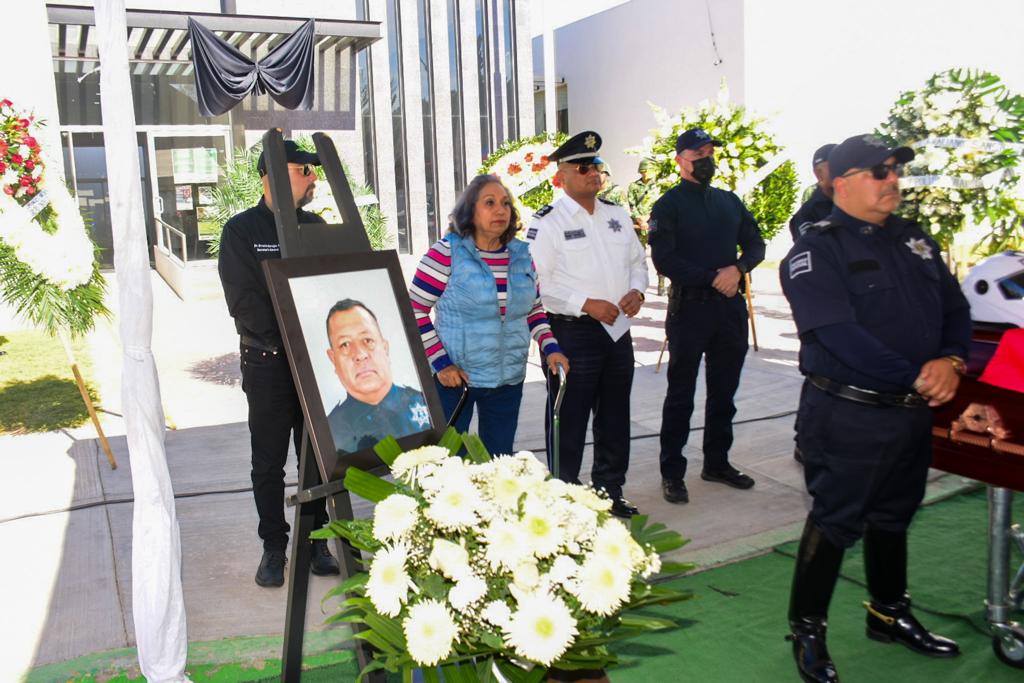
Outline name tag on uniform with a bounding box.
[563,229,586,241]
[789,251,812,279]
[526,227,538,239]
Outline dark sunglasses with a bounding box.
[574,162,605,175]
[842,162,904,181]
[289,163,316,177]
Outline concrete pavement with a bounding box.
[0,258,971,680]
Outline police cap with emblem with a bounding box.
[812,143,836,169]
[257,140,321,177]
[549,130,604,164]
[675,127,724,154]
[828,134,914,179]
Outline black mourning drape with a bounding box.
[187,17,316,116]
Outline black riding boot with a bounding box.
[787,518,845,683]
[863,527,960,657]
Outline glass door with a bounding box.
[148,131,230,262]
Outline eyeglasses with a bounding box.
[289,163,316,177]
[574,162,605,175]
[842,162,904,181]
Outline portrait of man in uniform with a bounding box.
[323,298,429,454]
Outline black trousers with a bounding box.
[799,381,933,549]
[659,296,749,480]
[544,317,634,499]
[240,344,327,552]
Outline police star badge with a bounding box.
[607,217,622,233]
[410,401,430,429]
[905,237,933,260]
[584,134,597,149]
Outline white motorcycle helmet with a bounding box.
[962,251,1024,327]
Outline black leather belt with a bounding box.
[240,335,281,353]
[548,313,599,324]
[807,374,927,408]
[672,287,728,302]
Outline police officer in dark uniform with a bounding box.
[790,143,836,464]
[218,140,339,587]
[323,299,430,454]
[789,144,837,242]
[649,128,765,505]
[780,134,970,682]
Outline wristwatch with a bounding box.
[631,288,645,302]
[944,355,966,375]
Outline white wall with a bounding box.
[744,0,1024,187]
[534,0,745,186]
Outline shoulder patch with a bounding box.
[788,251,813,279]
[532,204,553,219]
[598,197,617,206]
[809,219,836,233]
[526,226,538,240]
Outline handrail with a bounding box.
[155,216,188,266]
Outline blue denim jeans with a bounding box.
[435,379,525,456]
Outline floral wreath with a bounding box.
[876,68,1024,255]
[0,99,107,336]
[479,131,568,217]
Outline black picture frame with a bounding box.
[263,250,446,482]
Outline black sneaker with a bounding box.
[255,549,287,587]
[610,497,639,518]
[662,479,689,504]
[701,466,755,490]
[310,539,341,576]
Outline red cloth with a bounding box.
[980,328,1024,393]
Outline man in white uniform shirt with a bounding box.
[528,130,649,518]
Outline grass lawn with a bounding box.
[0,330,99,434]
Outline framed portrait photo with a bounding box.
[263,251,446,481]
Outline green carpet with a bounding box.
[29,487,1024,682]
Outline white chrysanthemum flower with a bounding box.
[520,498,565,558]
[546,554,579,588]
[486,463,530,509]
[403,599,458,666]
[425,480,482,530]
[512,451,549,479]
[481,599,513,629]
[483,519,530,570]
[391,445,450,481]
[428,538,470,580]
[420,454,471,491]
[592,520,643,571]
[504,593,578,666]
[512,559,541,591]
[565,485,612,512]
[366,544,412,617]
[640,550,662,579]
[448,572,488,612]
[571,554,632,616]
[564,502,599,544]
[372,494,420,542]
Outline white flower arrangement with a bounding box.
[314,432,691,681]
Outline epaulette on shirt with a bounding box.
[532,204,553,219]
[598,197,617,206]
[809,219,837,233]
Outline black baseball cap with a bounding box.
[257,140,321,176]
[828,134,914,179]
[812,144,836,168]
[675,128,723,154]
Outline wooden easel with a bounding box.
[58,329,117,468]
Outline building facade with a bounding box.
[46,0,536,278]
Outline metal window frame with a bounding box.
[386,0,412,252]
[416,0,441,243]
[447,0,467,191]
[501,0,519,141]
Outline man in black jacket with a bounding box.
[648,128,766,506]
[789,143,836,242]
[218,140,339,587]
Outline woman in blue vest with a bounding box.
[410,174,569,455]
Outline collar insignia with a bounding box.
[905,237,933,260]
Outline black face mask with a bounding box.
[690,156,716,185]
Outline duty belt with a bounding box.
[807,374,928,408]
[671,287,727,302]
[548,313,600,324]
[240,335,281,353]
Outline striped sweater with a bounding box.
[410,239,561,373]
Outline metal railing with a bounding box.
[155,216,187,266]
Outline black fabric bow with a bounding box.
[187,17,316,116]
